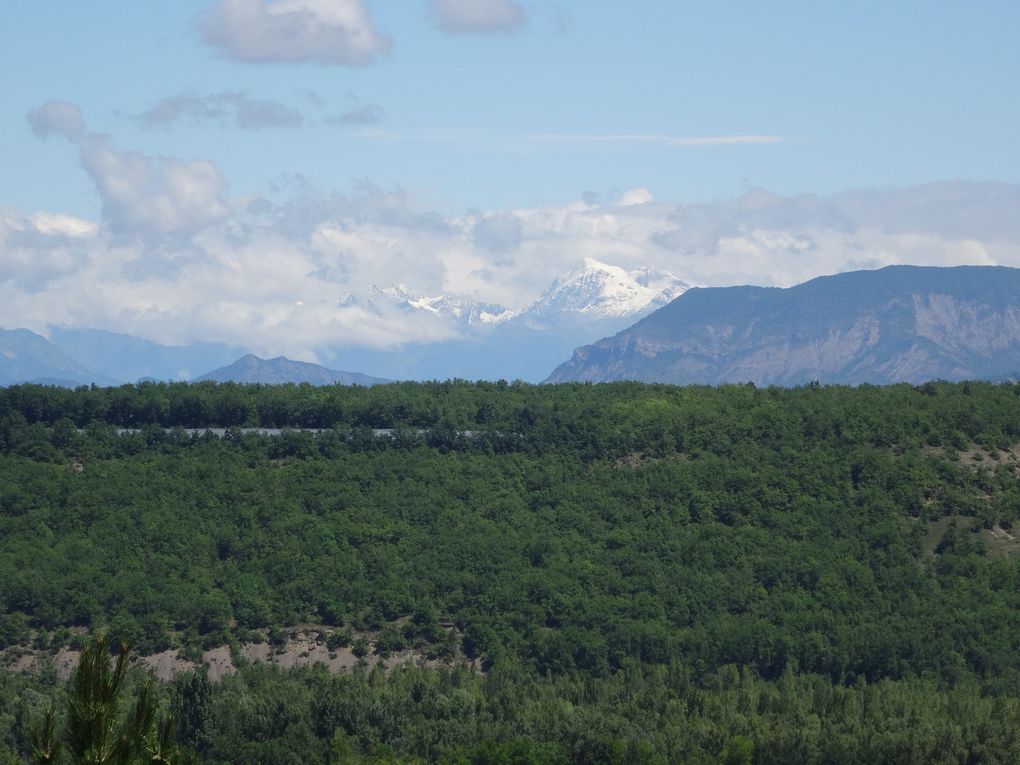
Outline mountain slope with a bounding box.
[0,328,111,386]
[547,265,1020,385]
[49,328,244,384]
[195,355,389,386]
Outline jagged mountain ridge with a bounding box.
[367,258,690,327]
[546,265,1020,385]
[195,354,389,386]
[371,284,512,325]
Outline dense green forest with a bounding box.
[1,380,1020,763]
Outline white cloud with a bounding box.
[198,0,392,66]
[27,101,232,239]
[31,212,100,238]
[26,101,85,140]
[79,136,230,237]
[4,170,1020,360]
[428,0,527,35]
[472,211,523,252]
[618,188,653,206]
[0,209,95,291]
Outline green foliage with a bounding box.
[327,630,353,652]
[26,635,189,765]
[170,670,211,757]
[2,380,1020,760]
[10,660,1009,765]
[720,735,753,765]
[351,639,370,659]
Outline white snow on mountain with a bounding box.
[522,258,691,320]
[371,284,514,326]
[338,259,689,332]
[376,284,466,317]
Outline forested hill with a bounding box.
[1,380,1020,763]
[547,265,1020,385]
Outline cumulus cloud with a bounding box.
[197,0,392,66]
[26,101,86,140]
[27,101,231,239]
[139,91,303,129]
[428,0,527,35]
[0,209,97,291]
[4,173,1020,359]
[79,136,230,237]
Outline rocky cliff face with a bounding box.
[546,266,1020,385]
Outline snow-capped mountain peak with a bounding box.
[377,284,464,317]
[524,258,690,320]
[370,284,512,326]
[361,259,689,329]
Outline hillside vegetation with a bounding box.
[1,380,1019,763]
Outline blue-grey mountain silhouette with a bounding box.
[546,266,1020,385]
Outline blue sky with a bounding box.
[5,0,1018,216]
[1,0,1019,355]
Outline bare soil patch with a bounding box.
[924,442,1020,472]
[2,625,479,683]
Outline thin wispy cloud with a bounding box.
[528,133,785,147]
[353,129,783,149]
[326,100,385,126]
[428,0,527,35]
[138,91,303,130]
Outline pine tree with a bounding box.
[28,635,190,765]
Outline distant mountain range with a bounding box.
[0,332,388,388]
[195,355,388,386]
[9,263,1020,388]
[0,258,689,386]
[321,259,691,381]
[0,328,115,387]
[547,265,1020,385]
[48,328,244,383]
[365,258,689,328]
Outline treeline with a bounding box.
[4,659,1020,764]
[3,379,1020,456]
